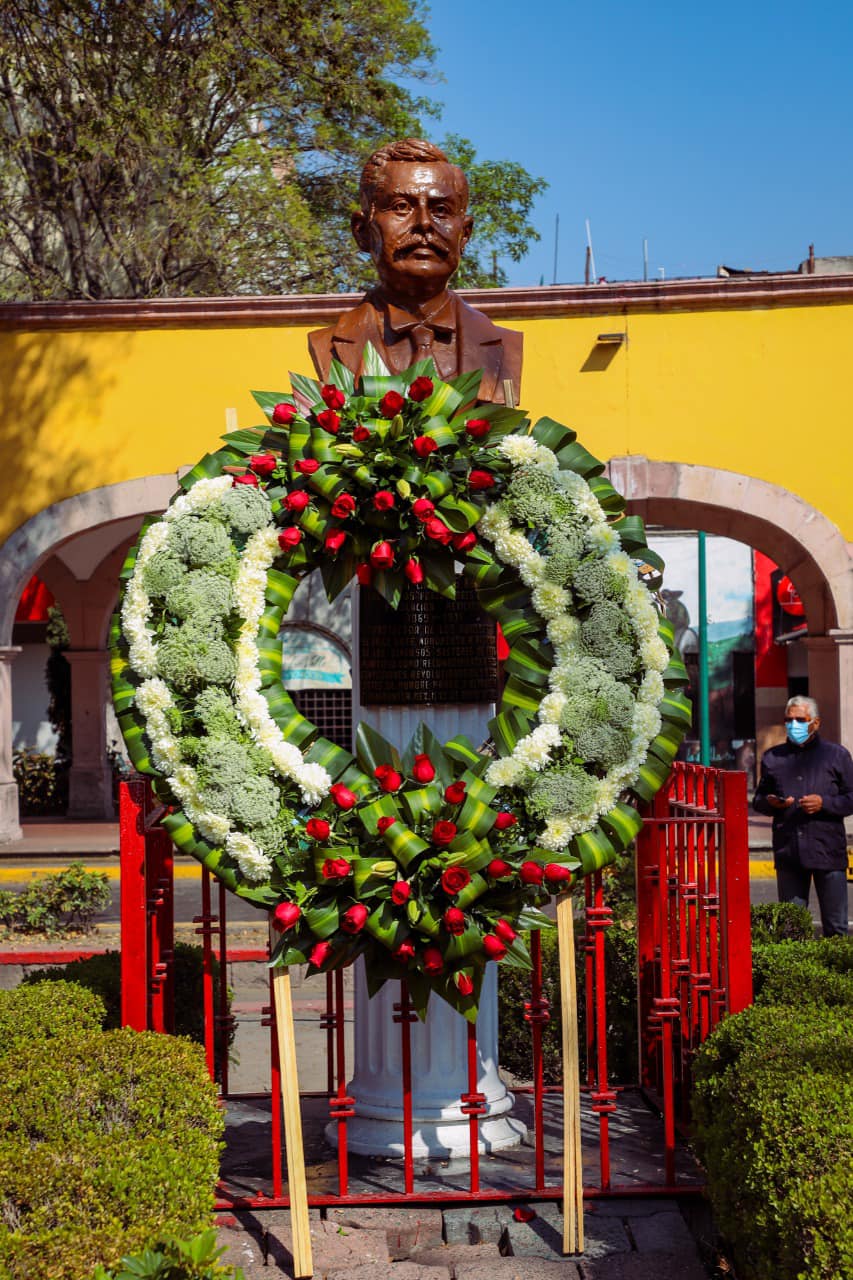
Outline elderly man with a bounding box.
[753,696,853,936]
[309,138,522,404]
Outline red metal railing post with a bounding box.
[635,783,668,1090]
[719,770,753,1013]
[217,881,232,1094]
[120,776,148,1031]
[146,819,174,1034]
[393,982,416,1195]
[329,968,355,1196]
[195,869,217,1080]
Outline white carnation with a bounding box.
[226,831,273,883]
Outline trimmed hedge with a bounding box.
[21,942,234,1060]
[693,941,853,1280]
[93,1229,244,1280]
[750,900,814,946]
[0,986,223,1280]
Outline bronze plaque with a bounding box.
[359,579,498,706]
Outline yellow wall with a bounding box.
[1,298,851,548]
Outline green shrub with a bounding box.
[0,979,106,1061]
[22,943,233,1057]
[0,1026,223,1280]
[750,900,814,945]
[12,747,68,815]
[0,862,111,936]
[93,1229,244,1280]
[752,937,853,1009]
[693,1003,853,1280]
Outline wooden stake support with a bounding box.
[269,923,314,1278]
[557,893,584,1255]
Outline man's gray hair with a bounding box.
[786,695,820,719]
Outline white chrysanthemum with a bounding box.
[226,831,273,883]
[539,690,567,724]
[639,671,665,705]
[547,615,580,647]
[587,524,621,553]
[533,446,559,473]
[633,702,662,740]
[298,762,333,807]
[531,582,570,620]
[513,723,561,771]
[499,435,539,464]
[195,811,231,843]
[165,475,233,520]
[606,551,635,580]
[538,817,576,851]
[135,678,174,715]
[485,756,526,788]
[641,636,670,672]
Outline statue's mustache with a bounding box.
[393,238,449,261]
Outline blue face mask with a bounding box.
[786,720,811,746]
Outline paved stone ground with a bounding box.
[215,1197,714,1278]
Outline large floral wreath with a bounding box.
[112,349,689,1019]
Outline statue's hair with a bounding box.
[359,139,468,212]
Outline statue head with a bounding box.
[352,139,473,305]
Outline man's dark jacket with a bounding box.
[753,734,853,869]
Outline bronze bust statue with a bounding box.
[309,139,522,404]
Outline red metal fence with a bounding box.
[111,762,752,1207]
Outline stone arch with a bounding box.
[0,475,181,837]
[607,457,853,744]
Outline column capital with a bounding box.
[64,647,109,665]
[0,647,22,665]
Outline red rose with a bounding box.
[277,527,303,552]
[249,453,277,478]
[352,423,370,442]
[390,880,410,904]
[444,781,466,805]
[233,472,259,487]
[440,864,470,893]
[424,516,453,545]
[272,402,297,426]
[305,817,330,841]
[468,469,495,491]
[309,940,333,967]
[394,940,416,964]
[455,972,474,996]
[465,417,491,440]
[331,493,356,519]
[433,822,458,849]
[373,490,395,511]
[544,863,573,886]
[493,918,517,945]
[377,816,397,834]
[321,384,346,410]
[413,435,438,457]
[378,390,405,417]
[443,906,466,935]
[412,497,435,521]
[374,763,402,793]
[422,946,444,975]
[341,903,369,934]
[294,458,319,475]
[483,934,507,961]
[322,856,352,880]
[412,753,436,783]
[408,375,434,402]
[404,558,424,585]
[452,531,477,553]
[325,530,347,555]
[316,408,340,434]
[330,783,357,810]
[370,541,395,570]
[272,901,301,931]
[495,812,518,831]
[356,563,372,586]
[486,858,513,879]
[520,861,545,885]
[284,490,310,513]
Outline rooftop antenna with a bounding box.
[552,213,559,285]
[585,219,597,284]
[643,238,649,282]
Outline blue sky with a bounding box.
[412,0,853,286]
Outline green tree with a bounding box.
[0,1,545,300]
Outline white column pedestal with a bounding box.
[327,960,526,1157]
[0,648,22,843]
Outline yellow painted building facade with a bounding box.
[0,276,851,835]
